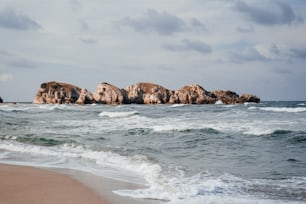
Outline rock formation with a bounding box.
[33,81,94,104]
[125,82,171,104]
[239,93,260,103]
[172,84,217,104]
[33,81,260,105]
[0,96,3,103]
[212,90,241,104]
[93,82,127,104]
[76,88,95,105]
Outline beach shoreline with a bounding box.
[0,164,109,204]
[0,163,161,204]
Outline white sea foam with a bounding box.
[262,107,306,113]
[114,172,305,204]
[2,103,306,203]
[0,104,73,113]
[250,107,306,113]
[1,140,305,203]
[0,141,157,184]
[215,100,224,105]
[170,104,187,108]
[98,111,138,118]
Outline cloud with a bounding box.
[70,0,81,12]
[190,18,207,32]
[79,38,97,44]
[236,25,254,32]
[229,47,269,63]
[164,39,212,54]
[0,72,13,82]
[0,8,41,30]
[235,1,302,25]
[78,19,90,31]
[290,48,306,59]
[9,58,35,69]
[0,50,36,69]
[121,9,186,35]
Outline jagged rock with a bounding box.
[33,81,94,104]
[125,82,171,104]
[174,84,217,104]
[168,90,179,104]
[33,81,260,105]
[0,96,3,103]
[76,88,95,105]
[239,93,260,103]
[212,90,241,104]
[93,82,127,104]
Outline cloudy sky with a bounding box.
[0,0,306,101]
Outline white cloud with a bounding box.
[0,0,306,100]
[164,39,212,54]
[0,72,13,82]
[120,9,186,35]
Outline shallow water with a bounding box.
[0,102,306,203]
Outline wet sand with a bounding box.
[0,164,109,204]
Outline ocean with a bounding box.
[0,102,306,203]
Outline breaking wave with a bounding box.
[98,111,138,118]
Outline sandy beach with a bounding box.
[0,164,109,204]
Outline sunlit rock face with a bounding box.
[211,90,241,104]
[211,90,261,104]
[93,82,127,104]
[172,84,217,104]
[125,82,171,104]
[33,81,94,104]
[33,81,260,105]
[239,93,260,103]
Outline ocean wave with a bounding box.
[170,104,187,108]
[0,104,80,113]
[1,140,305,203]
[249,107,306,113]
[98,111,138,118]
[0,141,158,184]
[114,172,306,203]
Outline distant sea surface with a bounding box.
[1,102,306,203]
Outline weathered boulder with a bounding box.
[76,88,95,105]
[0,96,3,103]
[211,90,240,104]
[33,81,260,105]
[125,82,171,104]
[93,82,127,104]
[239,93,260,103]
[173,84,217,104]
[33,81,94,104]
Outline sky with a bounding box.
[0,0,306,101]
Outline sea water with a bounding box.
[0,102,306,203]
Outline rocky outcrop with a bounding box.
[125,82,171,104]
[212,90,241,104]
[76,88,95,105]
[239,93,260,103]
[211,90,260,104]
[172,84,217,104]
[33,81,94,104]
[33,81,260,105]
[0,96,3,103]
[93,82,127,104]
